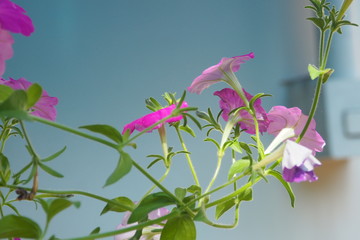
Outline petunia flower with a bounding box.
[0,28,13,76]
[0,78,58,121]
[122,102,188,135]
[213,88,269,134]
[282,140,321,182]
[115,207,170,240]
[267,106,325,155]
[0,0,34,36]
[187,53,254,94]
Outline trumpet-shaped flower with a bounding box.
[188,53,254,94]
[0,28,13,76]
[0,0,34,36]
[282,140,321,182]
[122,102,188,134]
[0,78,58,121]
[214,88,269,134]
[267,106,325,155]
[115,208,170,240]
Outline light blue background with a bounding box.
[3,0,360,239]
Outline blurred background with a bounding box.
[3,0,360,239]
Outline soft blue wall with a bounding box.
[5,0,358,240]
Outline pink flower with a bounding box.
[188,53,254,94]
[0,0,34,36]
[115,208,170,240]
[0,78,58,121]
[213,88,269,134]
[267,106,325,155]
[122,102,188,134]
[0,28,13,76]
[282,140,321,182]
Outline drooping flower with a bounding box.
[0,78,58,121]
[188,53,254,94]
[122,102,188,135]
[267,106,325,155]
[214,88,269,134]
[0,0,34,36]
[282,140,321,182]
[0,28,13,76]
[115,208,170,240]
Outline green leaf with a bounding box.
[80,124,123,143]
[175,188,187,200]
[161,215,196,240]
[308,64,321,80]
[90,226,101,235]
[204,138,220,149]
[47,198,78,223]
[215,199,236,220]
[41,146,67,162]
[322,68,334,83]
[187,185,201,195]
[0,90,30,120]
[39,162,64,178]
[0,85,14,103]
[229,140,242,153]
[104,151,133,187]
[268,170,295,207]
[307,17,325,29]
[128,192,176,224]
[239,142,252,154]
[179,125,196,137]
[227,159,250,180]
[26,83,42,109]
[0,215,42,238]
[100,196,135,215]
[0,153,11,184]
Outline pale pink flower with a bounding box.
[0,78,58,121]
[0,28,13,76]
[115,208,170,240]
[282,140,321,182]
[122,102,188,134]
[188,53,254,94]
[267,106,325,155]
[0,0,34,36]
[214,88,269,134]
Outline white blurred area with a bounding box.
[2,0,360,239]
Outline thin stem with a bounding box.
[140,167,171,202]
[31,116,118,149]
[204,152,223,194]
[158,125,169,167]
[175,126,200,186]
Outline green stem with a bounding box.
[31,116,118,149]
[3,185,133,211]
[141,167,171,202]
[175,126,200,186]
[204,152,223,194]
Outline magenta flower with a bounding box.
[282,140,321,182]
[115,208,170,240]
[122,102,188,134]
[188,53,254,94]
[267,106,325,155]
[213,88,269,134]
[0,78,58,121]
[0,0,34,36]
[0,28,13,76]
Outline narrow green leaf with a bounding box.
[90,226,101,235]
[227,160,250,180]
[26,83,42,109]
[128,192,176,224]
[4,203,21,216]
[39,162,64,178]
[41,146,67,162]
[239,142,252,154]
[161,215,196,240]
[268,170,295,207]
[204,138,220,149]
[100,196,135,215]
[80,124,123,143]
[0,215,42,238]
[104,151,132,187]
[307,17,325,29]
[0,153,11,184]
[229,140,242,153]
[179,125,196,137]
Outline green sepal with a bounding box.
[0,215,42,238]
[0,90,31,120]
[79,124,123,143]
[26,83,42,109]
[128,192,176,224]
[0,85,14,103]
[175,187,187,200]
[104,151,133,187]
[100,196,135,215]
[268,170,295,207]
[322,68,334,83]
[161,214,196,240]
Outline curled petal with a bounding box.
[188,53,254,94]
[214,88,269,134]
[122,102,188,135]
[0,0,34,36]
